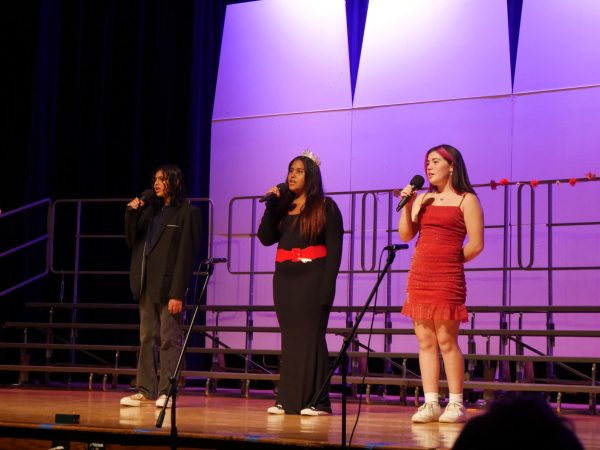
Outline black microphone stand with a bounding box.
[155,260,216,450]
[306,245,407,449]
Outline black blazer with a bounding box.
[125,201,201,304]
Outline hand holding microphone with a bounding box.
[128,189,156,209]
[260,183,289,203]
[396,175,425,212]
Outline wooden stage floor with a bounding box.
[0,387,598,450]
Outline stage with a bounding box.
[0,387,598,450]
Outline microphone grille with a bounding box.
[140,189,156,203]
[410,175,425,189]
[277,182,289,194]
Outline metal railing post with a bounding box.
[547,183,556,379]
[69,201,83,370]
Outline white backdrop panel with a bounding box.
[511,88,600,182]
[514,0,600,93]
[213,0,351,119]
[354,0,512,107]
[349,98,513,192]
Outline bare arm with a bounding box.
[462,193,484,262]
[398,190,424,242]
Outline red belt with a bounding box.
[276,245,327,263]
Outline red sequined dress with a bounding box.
[402,196,468,322]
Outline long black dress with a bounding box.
[257,197,344,414]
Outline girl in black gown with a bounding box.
[258,151,343,416]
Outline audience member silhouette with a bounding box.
[452,394,584,450]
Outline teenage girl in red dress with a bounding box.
[399,144,484,423]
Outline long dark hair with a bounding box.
[154,164,187,207]
[426,144,476,195]
[287,155,326,240]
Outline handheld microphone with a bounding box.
[201,257,227,264]
[259,183,289,203]
[127,189,155,210]
[384,244,409,251]
[396,175,425,212]
[140,189,156,204]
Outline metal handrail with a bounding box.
[4,179,600,381]
[48,197,214,275]
[227,177,600,382]
[0,199,51,297]
[227,178,600,275]
[40,197,213,367]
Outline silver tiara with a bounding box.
[301,149,321,167]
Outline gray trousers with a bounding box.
[136,293,183,399]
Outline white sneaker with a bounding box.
[120,392,155,407]
[155,394,172,408]
[411,402,441,423]
[267,404,285,415]
[439,402,466,423]
[300,407,331,416]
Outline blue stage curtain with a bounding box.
[9,0,235,208]
[3,1,241,372]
